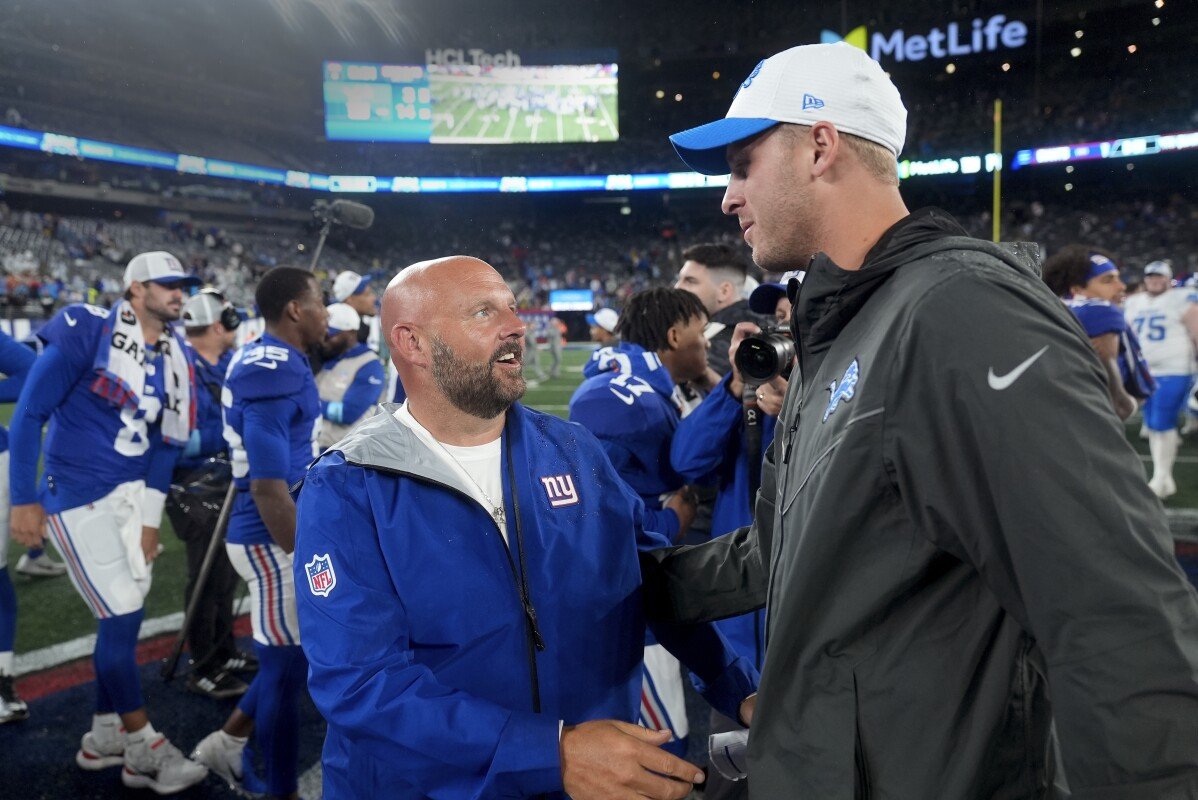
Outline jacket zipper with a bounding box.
[344,461,545,712]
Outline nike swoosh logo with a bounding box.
[368,377,382,384]
[64,313,77,327]
[987,345,1049,390]
[253,361,278,370]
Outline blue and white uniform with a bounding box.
[10,303,187,618]
[569,342,704,755]
[177,345,232,471]
[293,403,757,799]
[222,331,319,645]
[221,331,319,798]
[1125,287,1198,430]
[1067,299,1155,400]
[0,331,35,673]
[8,301,191,717]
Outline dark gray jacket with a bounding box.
[642,209,1198,799]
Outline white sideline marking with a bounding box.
[15,596,251,676]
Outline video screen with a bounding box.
[324,61,619,145]
[549,289,595,311]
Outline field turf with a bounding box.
[7,346,1195,655]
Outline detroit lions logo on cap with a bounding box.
[740,59,764,90]
[305,554,337,597]
[823,358,860,422]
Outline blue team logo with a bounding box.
[823,358,860,422]
[305,554,337,597]
[740,60,764,90]
[802,93,825,110]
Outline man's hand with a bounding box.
[664,487,697,541]
[561,719,704,800]
[727,322,763,399]
[739,693,757,727]
[10,503,46,548]
[754,375,788,417]
[141,526,160,565]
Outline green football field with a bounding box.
[430,87,618,143]
[6,346,1194,655]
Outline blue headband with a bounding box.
[1087,254,1118,281]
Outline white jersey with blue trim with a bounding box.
[1124,288,1198,376]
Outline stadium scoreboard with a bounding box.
[324,60,619,145]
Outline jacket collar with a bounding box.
[791,207,1039,352]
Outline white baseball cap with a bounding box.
[182,292,227,326]
[670,42,908,175]
[326,302,362,335]
[1144,260,1173,278]
[123,251,202,290]
[586,307,619,333]
[332,270,371,301]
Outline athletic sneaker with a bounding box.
[77,727,126,770]
[191,729,250,795]
[15,551,67,577]
[0,675,29,723]
[186,669,248,699]
[122,734,208,794]
[1149,473,1178,500]
[222,649,259,675]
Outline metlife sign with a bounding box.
[821,14,1028,63]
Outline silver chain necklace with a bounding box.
[432,438,506,527]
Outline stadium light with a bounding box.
[712,71,720,79]
[1074,29,1084,38]
[674,93,683,102]
[1066,165,1074,173]
[1001,62,1011,72]
[1154,0,1164,8]
[1128,44,1137,53]
[946,63,956,74]
[655,89,664,99]
[1065,183,1073,191]
[1152,16,1160,25]
[1071,47,1082,57]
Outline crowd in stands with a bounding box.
[1,192,1195,321]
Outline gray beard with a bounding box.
[430,335,525,420]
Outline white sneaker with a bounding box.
[191,729,247,794]
[122,734,208,795]
[0,675,28,723]
[1149,473,1178,500]
[16,552,67,577]
[77,728,126,770]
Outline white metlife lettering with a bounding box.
[870,15,1027,63]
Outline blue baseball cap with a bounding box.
[586,307,619,333]
[670,43,908,176]
[749,283,787,315]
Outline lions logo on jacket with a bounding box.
[823,358,860,422]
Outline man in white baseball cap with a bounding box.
[330,270,379,350]
[123,251,203,291]
[643,41,1198,799]
[586,307,619,346]
[315,303,384,449]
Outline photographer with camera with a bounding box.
[168,290,256,700]
[674,244,769,378]
[669,281,794,800]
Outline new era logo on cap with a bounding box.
[802,94,825,110]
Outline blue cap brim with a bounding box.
[669,118,780,175]
[353,276,371,295]
[586,314,598,326]
[749,283,786,314]
[151,275,203,288]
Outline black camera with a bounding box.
[734,324,795,383]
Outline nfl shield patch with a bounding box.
[305,554,337,597]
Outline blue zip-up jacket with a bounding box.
[671,372,777,671]
[293,403,757,799]
[176,345,232,472]
[568,343,686,541]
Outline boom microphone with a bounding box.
[327,199,374,230]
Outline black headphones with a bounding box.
[198,288,242,331]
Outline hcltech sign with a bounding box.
[821,15,1028,63]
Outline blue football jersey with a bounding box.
[36,304,174,512]
[223,332,320,546]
